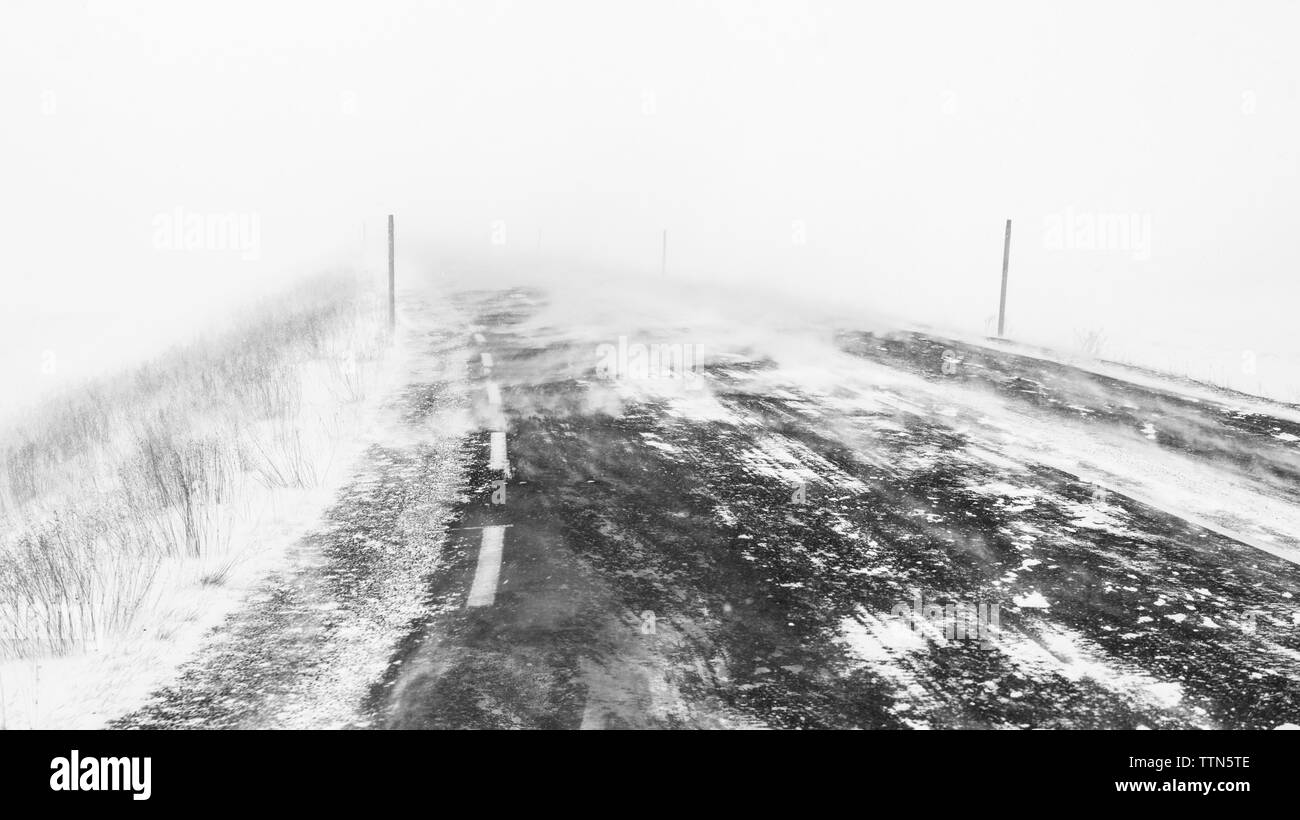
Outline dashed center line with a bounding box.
[489,431,507,470]
[468,342,508,606]
[466,525,506,607]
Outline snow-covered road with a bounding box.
[116,284,1300,729]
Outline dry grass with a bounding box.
[0,270,390,660]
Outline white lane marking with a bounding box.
[481,352,494,368]
[489,431,507,470]
[486,381,501,406]
[474,333,486,344]
[467,525,506,607]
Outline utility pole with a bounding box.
[661,228,667,277]
[997,219,1012,337]
[388,214,396,333]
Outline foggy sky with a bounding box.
[3,0,1298,415]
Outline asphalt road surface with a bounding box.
[115,285,1300,729]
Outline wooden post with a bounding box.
[661,228,667,277]
[997,219,1011,337]
[387,214,395,333]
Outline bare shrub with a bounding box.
[0,270,389,659]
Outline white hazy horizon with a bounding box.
[3,0,1299,418]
